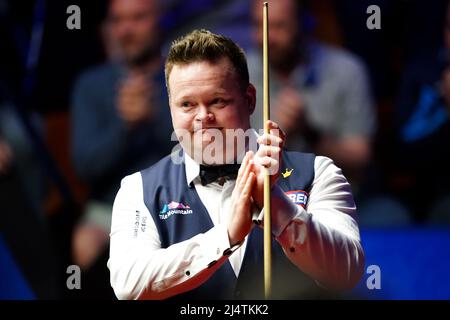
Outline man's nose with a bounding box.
[195,105,214,122]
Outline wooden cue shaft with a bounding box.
[263,1,272,300]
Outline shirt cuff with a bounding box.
[253,185,310,237]
[199,223,242,269]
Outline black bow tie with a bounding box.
[199,164,241,186]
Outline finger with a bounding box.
[239,160,253,191]
[236,151,250,183]
[259,157,279,176]
[256,145,281,158]
[267,122,286,145]
[236,152,253,190]
[258,156,279,169]
[267,121,284,137]
[241,172,255,198]
[266,121,282,137]
[267,120,279,130]
[247,150,254,160]
[271,128,285,147]
[257,133,283,147]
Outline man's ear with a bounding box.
[246,83,257,115]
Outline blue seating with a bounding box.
[351,227,450,299]
[0,234,35,300]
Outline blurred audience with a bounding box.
[70,0,173,271]
[0,98,46,218]
[248,0,375,188]
[247,0,413,226]
[0,88,61,298]
[161,0,251,50]
[395,1,450,224]
[1,0,449,301]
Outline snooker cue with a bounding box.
[263,1,272,300]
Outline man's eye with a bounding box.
[181,101,191,107]
[212,98,226,105]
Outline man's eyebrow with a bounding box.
[174,88,230,99]
[173,94,194,102]
[211,89,229,95]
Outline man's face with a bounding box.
[107,0,160,64]
[252,0,300,68]
[168,58,256,164]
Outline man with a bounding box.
[108,29,364,299]
[248,0,375,187]
[71,0,173,270]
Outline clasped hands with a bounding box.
[227,121,285,246]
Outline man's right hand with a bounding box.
[117,74,154,127]
[227,151,256,246]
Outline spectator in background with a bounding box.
[0,91,60,299]
[395,1,450,224]
[0,99,46,217]
[247,0,414,226]
[71,0,174,270]
[247,0,375,192]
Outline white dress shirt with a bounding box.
[108,152,365,300]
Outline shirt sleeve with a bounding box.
[254,156,365,290]
[107,172,241,300]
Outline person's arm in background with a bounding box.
[315,57,375,181]
[71,72,130,183]
[71,70,167,183]
[395,60,425,132]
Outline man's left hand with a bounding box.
[250,120,285,209]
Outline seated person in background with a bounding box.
[108,29,365,300]
[395,1,450,223]
[247,0,376,191]
[70,0,174,270]
[0,99,46,218]
[0,95,60,299]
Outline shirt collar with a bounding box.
[185,152,201,186]
[184,128,260,186]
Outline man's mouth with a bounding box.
[193,127,223,133]
[193,127,224,144]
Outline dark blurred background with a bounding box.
[1,0,449,300]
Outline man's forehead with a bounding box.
[169,59,237,88]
